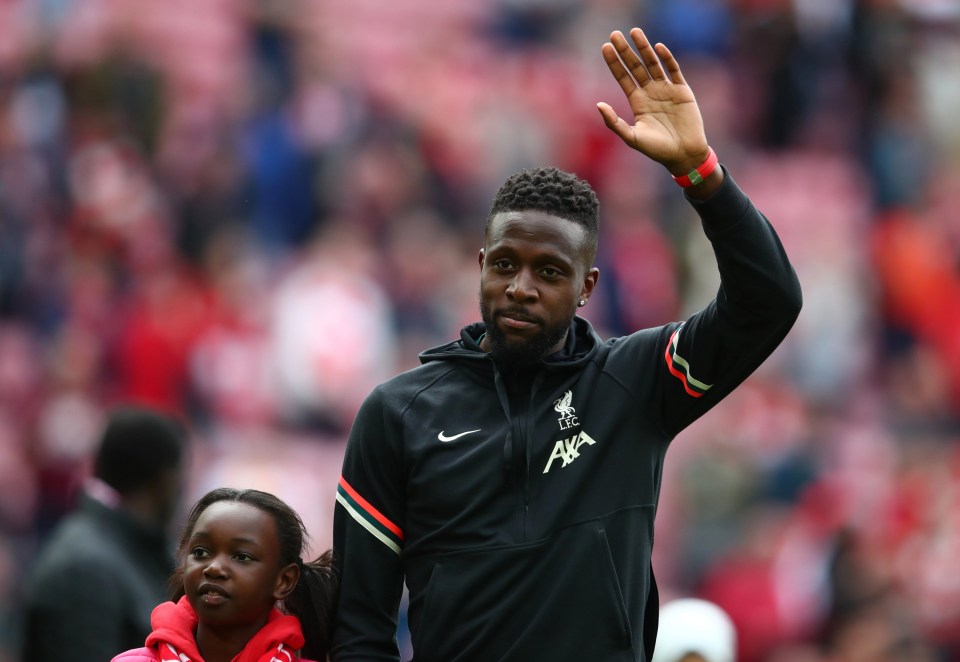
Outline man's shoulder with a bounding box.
[111,647,157,662]
[378,355,470,394]
[30,515,109,576]
[34,511,127,566]
[27,507,166,601]
[605,323,675,353]
[358,357,482,424]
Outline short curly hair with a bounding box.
[486,167,600,261]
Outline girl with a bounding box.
[112,487,338,662]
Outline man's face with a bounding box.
[479,210,598,366]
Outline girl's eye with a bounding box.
[235,552,254,562]
[190,547,209,559]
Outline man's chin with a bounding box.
[488,334,551,367]
[481,307,570,365]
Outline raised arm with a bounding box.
[597,29,802,437]
[598,28,723,199]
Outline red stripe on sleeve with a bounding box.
[338,475,404,540]
[664,333,704,398]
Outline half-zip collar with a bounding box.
[422,318,597,541]
[418,316,601,368]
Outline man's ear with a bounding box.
[273,563,300,601]
[580,267,600,303]
[478,248,485,269]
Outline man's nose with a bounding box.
[507,270,537,301]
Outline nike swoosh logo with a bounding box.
[438,429,481,442]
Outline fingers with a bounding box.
[627,28,667,83]
[596,102,617,127]
[601,42,639,98]
[654,42,686,86]
[609,30,651,88]
[596,102,633,145]
[604,28,686,88]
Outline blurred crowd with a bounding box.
[1,0,960,660]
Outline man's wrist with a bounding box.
[684,163,725,200]
[672,147,719,188]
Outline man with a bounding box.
[331,27,801,661]
[23,406,188,662]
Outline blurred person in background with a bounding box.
[652,598,736,662]
[331,27,801,661]
[22,405,188,662]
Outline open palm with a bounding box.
[598,29,709,175]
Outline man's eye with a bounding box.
[493,259,514,270]
[541,267,561,278]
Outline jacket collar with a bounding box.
[419,316,600,369]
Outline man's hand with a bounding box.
[598,28,714,181]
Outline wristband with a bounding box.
[672,147,718,188]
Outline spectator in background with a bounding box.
[652,598,736,662]
[22,405,188,662]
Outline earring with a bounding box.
[578,300,586,307]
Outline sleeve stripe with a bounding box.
[338,475,404,539]
[665,325,712,397]
[336,492,402,556]
[337,475,404,541]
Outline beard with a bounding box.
[480,300,572,368]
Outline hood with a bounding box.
[418,316,602,369]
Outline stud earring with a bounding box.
[578,300,586,307]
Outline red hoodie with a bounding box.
[111,596,317,662]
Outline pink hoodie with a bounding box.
[111,597,317,662]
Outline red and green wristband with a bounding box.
[672,147,718,188]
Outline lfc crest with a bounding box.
[554,390,579,430]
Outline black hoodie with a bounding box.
[331,170,802,662]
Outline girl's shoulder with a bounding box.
[111,647,159,662]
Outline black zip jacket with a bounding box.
[331,170,802,662]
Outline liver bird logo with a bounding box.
[554,390,575,417]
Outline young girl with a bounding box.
[112,487,338,662]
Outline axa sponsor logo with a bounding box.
[542,431,597,473]
[554,390,579,430]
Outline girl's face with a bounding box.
[183,501,297,633]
